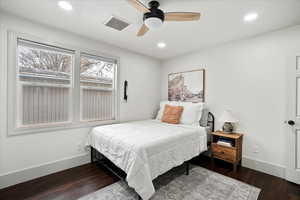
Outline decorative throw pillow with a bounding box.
[161,104,184,124]
[156,101,205,125]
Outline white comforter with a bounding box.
[86,120,207,200]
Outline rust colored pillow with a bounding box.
[161,104,184,124]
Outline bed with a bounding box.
[86,102,214,200]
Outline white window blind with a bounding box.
[16,39,74,127]
[11,36,118,133]
[80,53,116,121]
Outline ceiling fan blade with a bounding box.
[127,0,150,13]
[165,12,201,21]
[137,24,149,36]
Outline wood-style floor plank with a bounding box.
[0,164,118,200]
[0,155,299,200]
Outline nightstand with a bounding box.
[211,131,243,172]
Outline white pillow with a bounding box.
[179,102,203,125]
[156,101,205,125]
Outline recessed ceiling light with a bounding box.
[58,1,73,11]
[244,13,258,22]
[157,42,166,48]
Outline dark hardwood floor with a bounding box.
[0,155,299,200]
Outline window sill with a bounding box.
[9,119,119,136]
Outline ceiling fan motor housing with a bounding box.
[143,1,165,22]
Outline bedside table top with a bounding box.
[212,131,243,139]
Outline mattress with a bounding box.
[86,120,207,200]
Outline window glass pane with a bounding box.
[17,39,73,127]
[18,43,72,84]
[80,54,115,121]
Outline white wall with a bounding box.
[2,11,299,189]
[161,25,300,176]
[0,13,161,188]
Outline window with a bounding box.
[80,54,116,121]
[16,39,74,127]
[9,35,118,134]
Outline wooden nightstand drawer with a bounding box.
[211,131,243,172]
[212,143,236,162]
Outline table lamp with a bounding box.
[219,110,238,133]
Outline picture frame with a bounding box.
[168,69,205,102]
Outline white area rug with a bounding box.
[78,166,260,200]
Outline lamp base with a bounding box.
[222,122,234,133]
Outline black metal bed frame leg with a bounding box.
[186,161,190,175]
[91,146,95,163]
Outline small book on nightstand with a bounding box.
[217,138,233,147]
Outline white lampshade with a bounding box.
[145,17,163,29]
[219,110,238,123]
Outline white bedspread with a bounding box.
[86,120,207,200]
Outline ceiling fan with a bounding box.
[127,0,201,36]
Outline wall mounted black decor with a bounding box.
[124,80,128,101]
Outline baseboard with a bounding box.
[0,154,286,190]
[242,156,286,179]
[0,153,90,189]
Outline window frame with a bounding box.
[16,38,75,128]
[79,52,117,122]
[7,31,120,136]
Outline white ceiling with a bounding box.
[1,0,300,60]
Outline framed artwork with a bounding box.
[168,69,205,102]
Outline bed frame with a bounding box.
[207,112,215,133]
[90,112,215,199]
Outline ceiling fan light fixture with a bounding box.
[145,17,163,29]
[128,0,201,37]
